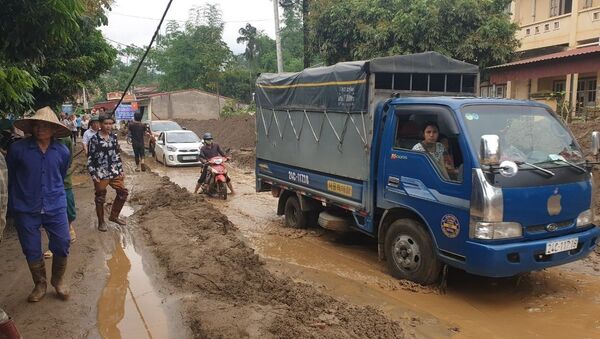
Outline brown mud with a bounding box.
[130,174,417,338]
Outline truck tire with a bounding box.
[284,196,308,229]
[384,218,441,285]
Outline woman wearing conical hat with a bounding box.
[6,106,72,302]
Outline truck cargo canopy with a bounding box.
[256,52,478,113]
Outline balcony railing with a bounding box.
[516,14,572,51]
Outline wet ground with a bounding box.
[150,159,600,338]
[0,160,189,339]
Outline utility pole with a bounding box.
[302,0,310,68]
[273,0,284,73]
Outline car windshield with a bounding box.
[167,132,199,143]
[152,121,181,132]
[461,104,583,166]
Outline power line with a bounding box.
[111,11,271,24]
[114,0,174,113]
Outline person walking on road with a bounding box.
[57,137,77,242]
[87,115,128,232]
[7,107,72,302]
[82,115,100,155]
[69,114,78,143]
[127,112,148,172]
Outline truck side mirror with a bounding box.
[480,134,501,165]
[592,131,600,156]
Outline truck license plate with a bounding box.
[182,156,196,160]
[545,238,578,255]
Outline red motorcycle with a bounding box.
[204,156,229,200]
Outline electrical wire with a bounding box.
[113,0,174,114]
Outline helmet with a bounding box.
[203,132,213,140]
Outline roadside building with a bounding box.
[485,0,600,115]
[135,89,238,121]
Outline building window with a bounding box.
[550,0,572,17]
[584,0,593,9]
[535,26,540,34]
[553,80,566,93]
[526,28,531,35]
[554,21,560,29]
[594,11,600,21]
[495,85,506,98]
[544,23,550,31]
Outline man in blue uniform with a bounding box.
[7,107,72,302]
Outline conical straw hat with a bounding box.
[14,107,71,138]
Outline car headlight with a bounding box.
[576,209,593,228]
[470,221,522,240]
[166,146,177,152]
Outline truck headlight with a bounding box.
[167,146,177,152]
[471,221,522,240]
[576,209,593,228]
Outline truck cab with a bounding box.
[255,52,599,284]
[375,97,599,283]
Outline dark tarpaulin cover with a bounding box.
[255,52,478,113]
[256,61,368,113]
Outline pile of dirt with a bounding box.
[131,176,416,338]
[176,116,256,150]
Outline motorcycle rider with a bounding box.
[194,133,235,195]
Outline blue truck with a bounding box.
[255,52,600,284]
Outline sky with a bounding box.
[100,0,277,54]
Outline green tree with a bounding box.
[309,0,518,69]
[0,0,115,115]
[155,4,232,92]
[237,24,259,69]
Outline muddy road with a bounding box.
[152,158,600,339]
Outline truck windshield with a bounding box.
[461,104,583,167]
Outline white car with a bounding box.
[155,130,204,166]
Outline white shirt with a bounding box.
[83,129,98,146]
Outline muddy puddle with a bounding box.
[96,192,185,339]
[150,159,600,338]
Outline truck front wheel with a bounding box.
[284,196,308,229]
[384,219,441,285]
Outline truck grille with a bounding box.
[527,220,573,233]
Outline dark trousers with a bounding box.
[14,209,70,262]
[132,144,145,165]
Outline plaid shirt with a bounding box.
[0,153,8,242]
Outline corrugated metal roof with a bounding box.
[488,45,600,69]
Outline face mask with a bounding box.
[205,140,213,145]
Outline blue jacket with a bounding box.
[6,138,70,214]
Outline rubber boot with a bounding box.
[96,203,107,232]
[27,260,47,302]
[50,256,69,301]
[0,308,22,339]
[69,224,76,243]
[109,198,127,226]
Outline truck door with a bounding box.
[378,105,473,260]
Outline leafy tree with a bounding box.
[0,0,115,115]
[309,0,519,69]
[155,4,232,92]
[237,24,259,69]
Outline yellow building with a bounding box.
[485,0,600,114]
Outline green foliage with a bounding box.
[309,0,519,69]
[155,5,232,92]
[0,0,115,116]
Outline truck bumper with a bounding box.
[457,226,600,277]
